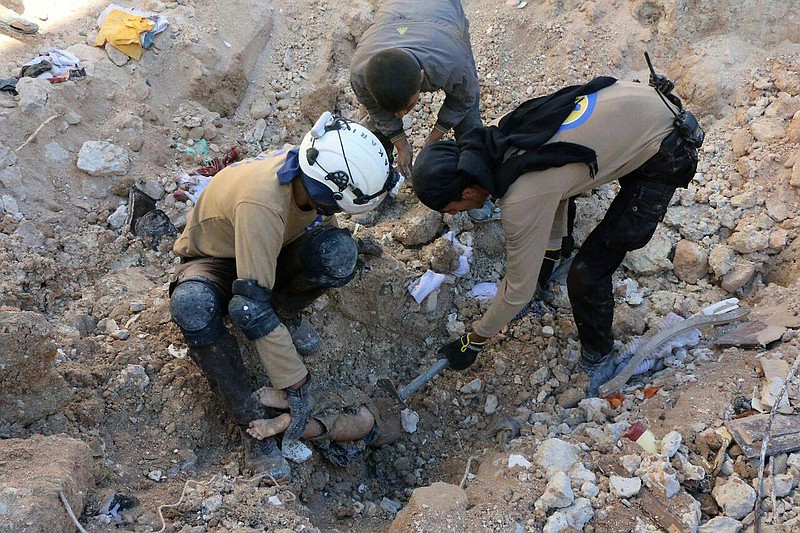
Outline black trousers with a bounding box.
[566,127,699,359]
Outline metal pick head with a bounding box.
[376,377,406,406]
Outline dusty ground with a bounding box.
[1,0,800,532]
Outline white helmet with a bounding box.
[299,112,398,214]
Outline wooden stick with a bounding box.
[58,491,88,533]
[15,114,60,152]
[754,352,800,533]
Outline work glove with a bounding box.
[439,333,485,371]
[282,374,314,450]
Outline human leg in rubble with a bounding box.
[170,113,399,478]
[247,386,401,467]
[169,258,291,481]
[567,126,700,397]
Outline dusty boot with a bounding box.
[189,333,291,480]
[241,430,291,481]
[576,349,617,399]
[282,315,320,356]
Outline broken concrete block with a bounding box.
[673,240,708,283]
[77,141,130,177]
[0,434,94,533]
[698,516,743,533]
[712,475,756,520]
[15,77,49,113]
[660,430,683,458]
[0,310,72,426]
[721,261,755,293]
[536,471,574,510]
[535,438,580,476]
[708,244,736,277]
[609,475,642,498]
[388,482,468,533]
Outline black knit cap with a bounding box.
[411,140,467,211]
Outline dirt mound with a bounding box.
[0,0,799,531]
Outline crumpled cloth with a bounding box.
[22,48,81,79]
[408,270,447,304]
[95,8,155,59]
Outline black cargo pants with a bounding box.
[566,125,700,360]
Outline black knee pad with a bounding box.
[302,226,358,288]
[228,279,280,341]
[170,277,226,347]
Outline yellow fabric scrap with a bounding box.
[94,9,155,60]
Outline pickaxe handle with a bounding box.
[398,358,449,401]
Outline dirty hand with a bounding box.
[439,333,485,371]
[282,375,314,449]
[393,138,413,177]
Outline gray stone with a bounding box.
[64,111,82,125]
[543,512,569,533]
[708,245,736,277]
[750,117,786,141]
[620,454,642,475]
[712,476,756,520]
[537,471,574,509]
[698,516,743,533]
[14,220,45,247]
[727,228,769,254]
[752,473,796,497]
[0,143,17,170]
[0,311,73,425]
[394,204,444,246]
[107,204,129,229]
[660,430,682,458]
[77,141,130,176]
[610,475,642,498]
[535,438,580,475]
[721,261,755,293]
[673,240,708,283]
[459,378,482,394]
[562,498,594,530]
[484,394,498,414]
[15,77,49,113]
[664,205,721,241]
[44,142,70,162]
[105,43,130,66]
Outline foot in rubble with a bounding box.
[468,198,501,222]
[577,353,617,399]
[241,431,291,482]
[249,386,401,446]
[282,315,320,356]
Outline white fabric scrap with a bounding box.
[23,48,81,78]
[408,270,447,304]
[444,231,473,277]
[468,282,498,301]
[177,172,212,203]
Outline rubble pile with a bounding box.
[0,0,798,531]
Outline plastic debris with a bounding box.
[467,282,497,301]
[282,440,313,463]
[401,408,419,433]
[408,270,447,304]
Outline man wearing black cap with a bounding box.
[411,77,703,398]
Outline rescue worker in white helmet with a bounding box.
[169,113,399,481]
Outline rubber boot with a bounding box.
[576,348,617,399]
[189,333,290,480]
[282,315,321,356]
